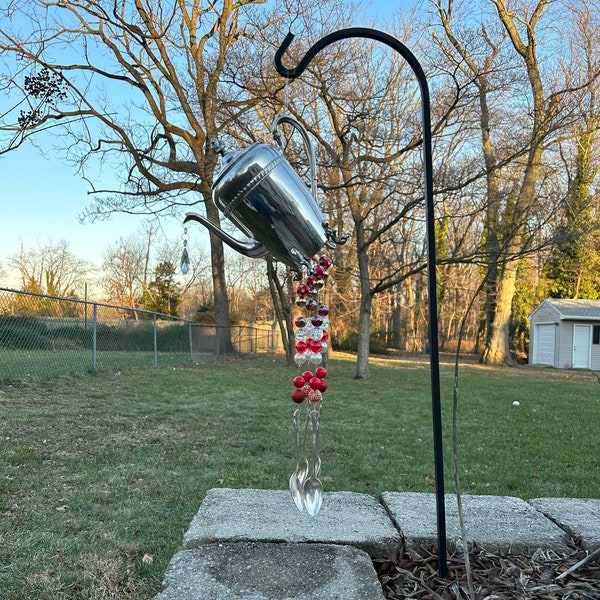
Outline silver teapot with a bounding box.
[184,115,346,271]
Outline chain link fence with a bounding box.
[0,288,282,384]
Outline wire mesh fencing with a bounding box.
[0,288,282,384]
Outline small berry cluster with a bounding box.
[291,255,333,404]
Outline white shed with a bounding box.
[529,298,600,369]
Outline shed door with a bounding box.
[573,324,591,369]
[534,324,555,366]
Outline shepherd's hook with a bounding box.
[274,27,448,578]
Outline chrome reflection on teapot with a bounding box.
[184,115,347,271]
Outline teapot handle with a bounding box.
[272,114,317,201]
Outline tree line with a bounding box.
[1,225,275,323]
[1,0,599,377]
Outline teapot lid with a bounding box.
[212,142,282,189]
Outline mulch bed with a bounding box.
[374,541,600,599]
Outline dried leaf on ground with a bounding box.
[374,542,600,600]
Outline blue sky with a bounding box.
[0,0,414,290]
[0,139,186,288]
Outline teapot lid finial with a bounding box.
[210,137,227,157]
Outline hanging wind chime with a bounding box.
[183,114,347,517]
[288,254,333,516]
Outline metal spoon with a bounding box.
[302,409,323,517]
[289,409,308,511]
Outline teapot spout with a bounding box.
[184,213,270,259]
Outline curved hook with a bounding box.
[274,27,428,89]
[274,31,301,79]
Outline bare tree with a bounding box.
[8,239,93,297]
[0,0,276,354]
[432,0,509,355]
[101,235,147,313]
[432,0,600,364]
[223,252,270,320]
[540,1,600,300]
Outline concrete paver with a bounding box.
[155,489,598,599]
[380,492,571,554]
[528,497,600,550]
[154,542,386,600]
[184,488,402,558]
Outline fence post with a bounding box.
[153,314,158,367]
[92,304,98,370]
[188,321,193,363]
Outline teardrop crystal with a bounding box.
[180,247,190,275]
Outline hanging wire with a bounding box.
[452,271,494,600]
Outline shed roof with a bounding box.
[532,298,600,321]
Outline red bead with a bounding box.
[313,265,326,278]
[308,377,321,390]
[308,340,322,353]
[305,276,315,289]
[311,316,323,327]
[293,376,306,388]
[292,389,306,403]
[305,299,317,312]
[295,341,308,353]
[315,367,327,379]
[296,283,310,297]
[321,330,329,342]
[318,305,329,317]
[295,317,307,328]
[307,389,322,403]
[319,256,332,269]
[317,379,328,393]
[302,370,313,381]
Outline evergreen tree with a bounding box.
[542,128,600,299]
[142,261,181,317]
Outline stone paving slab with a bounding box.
[154,542,386,600]
[154,490,598,599]
[380,492,571,554]
[528,498,600,550]
[184,488,402,558]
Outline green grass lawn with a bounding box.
[1,353,598,599]
[0,349,206,383]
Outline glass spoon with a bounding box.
[302,408,323,516]
[289,408,308,511]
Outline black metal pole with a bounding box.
[274,27,448,577]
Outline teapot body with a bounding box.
[212,142,327,269]
[185,115,347,271]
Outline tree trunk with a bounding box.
[480,1,552,364]
[204,195,235,356]
[267,258,294,365]
[355,286,373,379]
[482,140,544,364]
[481,256,518,365]
[355,221,372,380]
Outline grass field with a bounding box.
[1,353,598,599]
[0,349,211,383]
